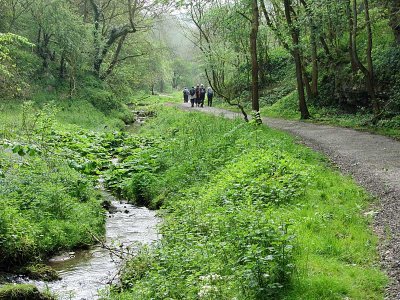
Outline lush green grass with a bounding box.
[0,148,105,266]
[260,91,299,119]
[110,105,386,299]
[0,97,127,136]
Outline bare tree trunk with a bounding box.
[172,71,179,89]
[160,78,165,93]
[101,33,128,79]
[284,0,310,119]
[302,63,312,100]
[90,0,101,76]
[300,0,318,98]
[36,27,54,73]
[363,0,379,116]
[349,0,379,117]
[310,28,318,98]
[347,0,358,73]
[89,0,135,78]
[250,0,260,119]
[59,51,66,79]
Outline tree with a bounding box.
[250,0,260,117]
[0,33,34,98]
[179,0,255,121]
[347,0,379,117]
[300,0,318,99]
[283,0,310,119]
[88,0,167,79]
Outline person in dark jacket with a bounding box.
[207,87,214,107]
[199,84,206,107]
[195,84,200,107]
[183,87,189,103]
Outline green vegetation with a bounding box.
[0,100,108,267]
[0,94,162,270]
[1,0,397,298]
[0,150,104,266]
[109,106,386,299]
[0,94,387,298]
[0,284,54,300]
[187,0,399,131]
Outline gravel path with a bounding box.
[178,103,400,299]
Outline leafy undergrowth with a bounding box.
[0,88,132,138]
[109,106,386,299]
[0,99,161,268]
[0,104,114,268]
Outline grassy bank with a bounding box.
[0,81,177,268]
[0,84,138,266]
[0,98,112,268]
[0,91,167,269]
[109,105,386,299]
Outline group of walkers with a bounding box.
[183,84,214,107]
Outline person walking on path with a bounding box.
[199,84,206,107]
[189,86,196,107]
[195,84,201,107]
[207,87,214,107]
[183,87,189,103]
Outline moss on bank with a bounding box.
[0,284,55,300]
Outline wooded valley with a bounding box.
[0,0,399,299]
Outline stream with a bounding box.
[25,190,159,299]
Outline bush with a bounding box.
[81,86,122,113]
[122,171,157,206]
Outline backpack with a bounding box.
[190,88,195,96]
[200,87,206,96]
[208,89,213,97]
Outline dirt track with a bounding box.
[178,103,400,299]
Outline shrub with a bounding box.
[81,86,122,113]
[122,171,157,206]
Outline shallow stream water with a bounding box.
[27,191,159,299]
